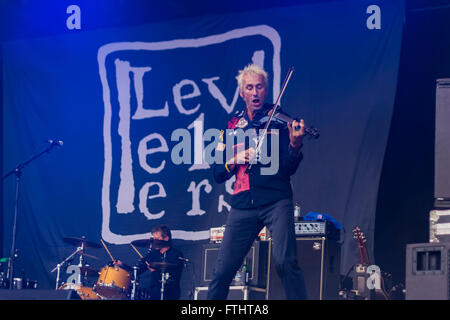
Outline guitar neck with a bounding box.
[362,245,371,265]
[356,242,371,265]
[357,245,365,264]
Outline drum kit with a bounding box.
[51,236,177,300]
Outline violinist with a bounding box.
[207,64,308,300]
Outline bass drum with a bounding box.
[58,283,100,300]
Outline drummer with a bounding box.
[115,225,184,300]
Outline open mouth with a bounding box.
[252,98,261,104]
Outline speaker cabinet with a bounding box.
[406,242,450,300]
[435,79,450,207]
[266,237,341,300]
[200,240,269,288]
[0,289,81,300]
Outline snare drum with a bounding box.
[94,265,131,299]
[58,283,100,300]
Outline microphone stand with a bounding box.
[2,142,60,289]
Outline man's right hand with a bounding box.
[226,147,256,171]
[113,260,124,266]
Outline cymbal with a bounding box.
[131,239,170,249]
[80,266,99,276]
[149,262,178,271]
[63,236,101,249]
[79,251,100,260]
[63,248,99,260]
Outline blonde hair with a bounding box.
[237,64,268,93]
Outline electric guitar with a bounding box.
[352,226,389,300]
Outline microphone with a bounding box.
[46,140,64,147]
[178,257,189,262]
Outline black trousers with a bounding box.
[207,198,308,300]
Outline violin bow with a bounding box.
[247,67,295,172]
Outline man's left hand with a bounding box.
[288,119,305,151]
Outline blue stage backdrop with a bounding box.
[2,0,404,292]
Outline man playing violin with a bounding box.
[207,64,308,300]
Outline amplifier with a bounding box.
[266,237,341,300]
[430,209,450,243]
[294,220,339,239]
[209,226,226,243]
[194,285,266,300]
[209,226,268,243]
[200,240,269,288]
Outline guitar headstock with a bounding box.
[352,226,367,245]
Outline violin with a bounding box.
[246,67,318,172]
[252,105,320,139]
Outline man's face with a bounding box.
[153,231,169,242]
[240,73,267,115]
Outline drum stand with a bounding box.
[159,251,169,300]
[50,243,86,289]
[160,272,170,300]
[130,266,138,300]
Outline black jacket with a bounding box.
[135,247,184,300]
[213,105,303,209]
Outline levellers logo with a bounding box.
[98,25,281,244]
